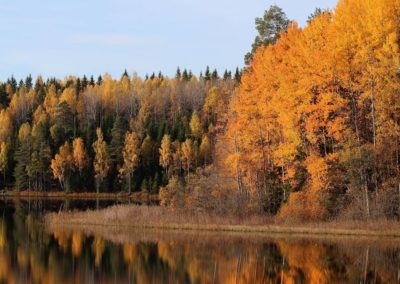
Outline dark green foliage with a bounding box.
[14,136,32,190]
[82,75,88,90]
[234,67,241,83]
[211,69,219,80]
[0,83,9,107]
[204,66,211,81]
[245,5,289,65]
[109,116,125,166]
[3,71,237,195]
[175,67,181,80]
[89,75,95,86]
[25,74,33,90]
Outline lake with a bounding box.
[0,199,400,283]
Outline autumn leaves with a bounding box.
[225,0,400,219]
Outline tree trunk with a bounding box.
[128,174,132,195]
[96,177,100,195]
[363,170,370,218]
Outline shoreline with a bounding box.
[0,190,159,202]
[45,204,400,238]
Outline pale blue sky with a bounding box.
[0,0,337,81]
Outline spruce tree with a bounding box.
[14,125,32,190]
[175,67,182,80]
[204,66,211,81]
[234,67,241,83]
[82,75,88,90]
[109,116,125,166]
[97,75,103,85]
[25,74,33,90]
[76,78,82,94]
[211,69,219,80]
[89,75,95,86]
[182,69,189,81]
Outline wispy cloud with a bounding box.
[68,33,159,46]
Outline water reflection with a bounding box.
[1,200,400,283]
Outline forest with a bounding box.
[2,0,400,221]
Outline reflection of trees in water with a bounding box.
[1,202,400,283]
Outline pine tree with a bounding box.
[182,69,189,81]
[234,67,241,83]
[14,123,32,190]
[32,121,52,191]
[82,75,88,90]
[109,116,125,166]
[204,66,211,81]
[25,74,33,90]
[76,77,81,94]
[175,67,182,80]
[211,69,219,80]
[89,75,95,86]
[244,4,289,65]
[122,69,129,78]
[97,75,103,85]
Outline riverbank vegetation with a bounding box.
[45,204,400,238]
[4,0,400,222]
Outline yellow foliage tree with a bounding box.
[159,134,172,177]
[72,138,89,176]
[51,142,73,191]
[120,132,140,194]
[93,128,110,194]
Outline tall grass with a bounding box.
[45,204,400,238]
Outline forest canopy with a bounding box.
[2,0,400,221]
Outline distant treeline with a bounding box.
[0,67,239,194]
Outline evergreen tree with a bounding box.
[82,75,88,90]
[89,75,95,86]
[204,66,211,81]
[18,80,24,90]
[14,124,32,190]
[8,75,17,94]
[109,116,125,166]
[175,67,182,80]
[245,5,289,65]
[211,69,219,80]
[97,75,103,85]
[76,78,82,94]
[25,74,33,90]
[182,69,189,81]
[122,69,129,78]
[234,67,241,83]
[32,121,52,191]
[307,8,328,24]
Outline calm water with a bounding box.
[1,199,400,284]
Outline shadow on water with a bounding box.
[1,199,400,283]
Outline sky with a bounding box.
[0,0,337,81]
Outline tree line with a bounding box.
[221,0,400,220]
[0,68,238,194]
[2,0,400,221]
